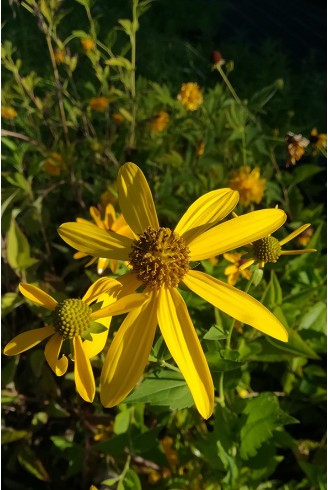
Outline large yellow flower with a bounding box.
[73,204,134,274]
[58,163,287,418]
[228,166,266,206]
[4,277,146,402]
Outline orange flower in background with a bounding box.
[89,97,110,112]
[54,48,66,64]
[228,166,266,206]
[285,131,309,166]
[295,226,314,247]
[310,128,327,153]
[43,152,65,176]
[177,82,203,111]
[150,111,170,132]
[81,37,95,52]
[73,204,134,274]
[112,112,124,124]
[223,252,252,286]
[1,106,17,120]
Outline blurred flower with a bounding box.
[43,152,65,176]
[93,423,113,442]
[150,111,170,132]
[100,188,118,207]
[296,226,314,246]
[73,204,134,274]
[59,163,288,419]
[228,166,266,206]
[211,50,225,67]
[112,112,124,124]
[54,48,66,64]
[177,82,203,111]
[285,131,309,167]
[310,128,327,152]
[81,37,95,52]
[1,105,17,120]
[196,140,205,156]
[3,279,144,402]
[161,436,178,470]
[223,252,252,286]
[239,223,316,270]
[89,97,110,112]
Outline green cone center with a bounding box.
[129,226,190,289]
[253,236,281,263]
[53,298,92,339]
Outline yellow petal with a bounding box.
[100,294,158,407]
[279,224,311,246]
[108,259,118,273]
[112,214,135,239]
[224,264,238,276]
[44,334,68,376]
[157,288,214,419]
[104,203,116,229]
[239,259,255,271]
[188,209,287,261]
[4,325,54,355]
[117,162,159,234]
[19,283,58,310]
[83,293,113,358]
[175,188,239,244]
[90,206,105,229]
[183,270,288,342]
[97,257,110,274]
[73,251,88,259]
[58,222,132,260]
[73,336,95,402]
[91,293,149,320]
[82,277,121,304]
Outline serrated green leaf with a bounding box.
[203,324,228,341]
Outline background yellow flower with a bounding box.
[177,82,203,111]
[228,166,266,206]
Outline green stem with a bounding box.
[127,0,138,150]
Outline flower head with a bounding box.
[1,106,17,120]
[310,128,327,153]
[228,166,266,206]
[81,37,95,52]
[112,112,124,124]
[223,252,252,286]
[285,131,310,167]
[3,278,146,402]
[150,111,170,132]
[239,223,316,270]
[43,152,65,176]
[73,204,134,274]
[89,97,110,112]
[58,163,287,418]
[177,83,203,111]
[54,48,66,64]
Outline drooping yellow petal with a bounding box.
[183,270,288,342]
[91,293,149,320]
[104,203,116,229]
[112,214,135,239]
[73,251,88,259]
[175,188,239,244]
[90,206,106,229]
[279,224,311,246]
[117,162,159,234]
[157,288,214,419]
[82,277,121,304]
[19,283,58,310]
[4,325,55,355]
[97,257,110,274]
[73,336,95,402]
[83,293,113,359]
[44,334,68,376]
[108,259,118,273]
[280,249,317,255]
[188,209,287,261]
[100,293,158,407]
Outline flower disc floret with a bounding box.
[53,299,92,339]
[253,236,281,263]
[129,227,190,289]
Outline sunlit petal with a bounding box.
[83,293,113,358]
[73,251,88,259]
[112,214,135,239]
[91,293,149,320]
[183,270,288,342]
[239,259,255,271]
[157,288,214,419]
[117,162,159,234]
[19,283,57,310]
[4,325,55,355]
[97,257,110,274]
[82,277,121,304]
[58,222,133,260]
[44,334,68,376]
[100,294,157,407]
[279,224,311,246]
[188,209,287,261]
[73,336,95,402]
[175,188,239,243]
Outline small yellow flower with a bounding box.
[223,252,252,286]
[89,97,110,112]
[177,82,203,111]
[112,112,124,124]
[196,140,205,156]
[1,106,17,120]
[73,204,134,274]
[54,48,66,64]
[228,166,266,206]
[59,163,288,419]
[240,223,316,270]
[296,226,314,246]
[285,131,309,167]
[150,111,170,132]
[81,37,95,52]
[310,128,327,152]
[3,279,146,402]
[43,152,65,176]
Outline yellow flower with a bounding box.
[74,204,134,274]
[223,252,252,286]
[89,97,110,112]
[177,82,203,111]
[81,37,95,52]
[196,140,205,156]
[239,223,316,270]
[58,163,287,418]
[3,278,146,402]
[150,111,170,132]
[285,131,309,167]
[112,112,124,124]
[1,106,17,120]
[310,128,327,152]
[228,166,266,206]
[54,48,66,64]
[296,226,314,247]
[43,152,65,176]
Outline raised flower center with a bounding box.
[129,227,190,289]
[253,236,281,263]
[53,299,92,339]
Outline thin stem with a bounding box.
[127,0,137,150]
[160,360,181,373]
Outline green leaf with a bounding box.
[123,469,142,490]
[261,270,282,308]
[1,292,24,316]
[118,19,134,36]
[2,428,30,444]
[287,165,324,189]
[206,351,243,372]
[299,302,326,333]
[105,56,132,69]
[118,107,133,122]
[6,218,38,270]
[17,445,50,481]
[114,408,131,435]
[203,324,228,341]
